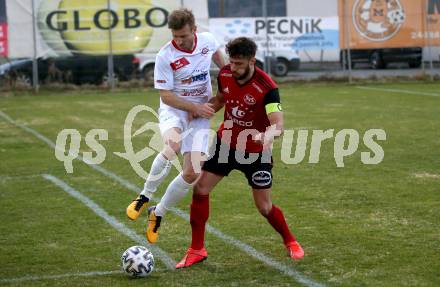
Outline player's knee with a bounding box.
[182,169,199,184]
[163,141,180,158]
[193,180,210,195]
[256,202,272,217]
[168,140,181,153]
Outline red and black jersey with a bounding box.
[217,64,280,152]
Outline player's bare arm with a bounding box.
[159,89,215,119]
[253,111,284,149]
[212,49,226,68]
[208,90,225,112]
[266,111,284,138]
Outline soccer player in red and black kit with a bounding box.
[176,37,304,269]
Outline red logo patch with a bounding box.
[244,94,256,105]
[170,57,190,71]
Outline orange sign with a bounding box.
[339,0,440,49]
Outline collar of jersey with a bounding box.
[172,33,198,54]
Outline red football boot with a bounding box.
[175,247,208,269]
[286,241,304,260]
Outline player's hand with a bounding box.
[194,103,215,119]
[253,132,274,150]
[187,109,203,122]
[253,132,265,145]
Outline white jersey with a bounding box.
[154,32,220,111]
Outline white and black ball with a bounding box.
[121,246,154,278]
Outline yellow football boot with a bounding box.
[146,206,162,243]
[126,195,149,221]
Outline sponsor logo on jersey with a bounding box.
[182,86,208,97]
[231,106,246,118]
[223,87,230,93]
[226,111,253,127]
[170,57,190,71]
[252,82,263,93]
[181,71,209,84]
[201,47,209,55]
[251,171,272,187]
[221,72,232,77]
[244,94,256,105]
[156,79,166,83]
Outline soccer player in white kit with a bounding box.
[126,8,225,244]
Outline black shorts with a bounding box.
[202,137,273,189]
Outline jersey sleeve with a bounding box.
[213,35,221,51]
[154,53,174,90]
[205,32,221,52]
[263,88,282,114]
[217,73,223,92]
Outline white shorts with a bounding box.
[158,108,210,155]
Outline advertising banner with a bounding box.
[0,23,7,57]
[339,0,440,49]
[0,0,7,57]
[6,0,182,58]
[209,16,340,61]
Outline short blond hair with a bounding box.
[168,8,195,30]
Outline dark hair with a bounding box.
[168,8,195,30]
[225,37,257,59]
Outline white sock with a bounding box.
[141,153,172,199]
[155,174,192,217]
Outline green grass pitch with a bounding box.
[0,82,439,286]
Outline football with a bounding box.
[121,245,155,277]
[388,9,405,25]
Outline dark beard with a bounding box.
[236,66,251,80]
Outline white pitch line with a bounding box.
[42,174,176,270]
[0,270,121,283]
[356,86,440,97]
[1,110,325,287]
